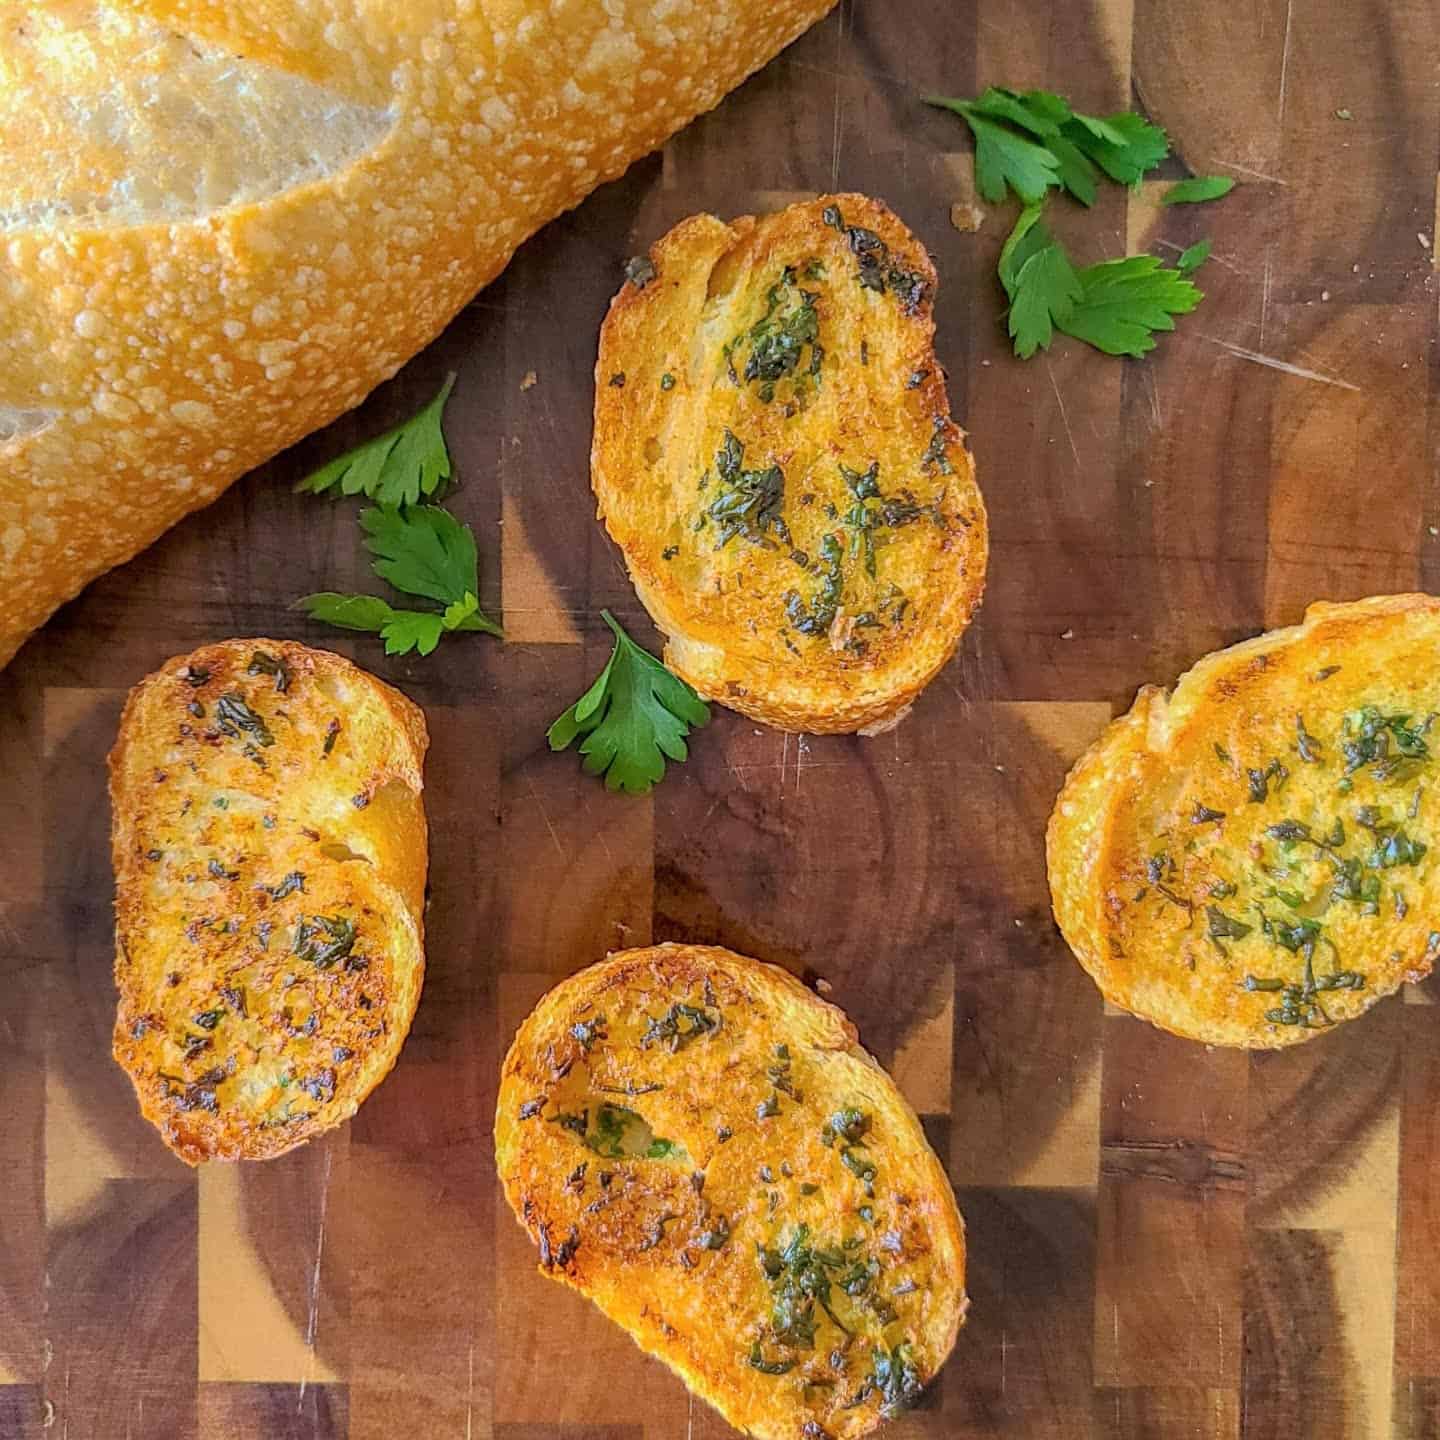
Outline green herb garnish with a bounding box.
[924,88,1168,205]
[296,374,454,506]
[998,205,1201,359]
[547,611,710,794]
[1177,239,1212,276]
[707,430,787,548]
[300,504,501,656]
[869,1342,925,1417]
[292,914,357,969]
[730,268,824,403]
[1163,175,1236,205]
[640,1002,718,1052]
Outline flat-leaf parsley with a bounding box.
[299,505,501,656]
[999,207,1202,359]
[296,373,455,506]
[926,88,1168,206]
[548,612,710,793]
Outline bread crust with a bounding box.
[110,638,427,1162]
[592,194,987,733]
[0,0,837,670]
[1048,594,1440,1048]
[495,943,968,1439]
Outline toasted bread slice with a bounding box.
[110,639,428,1162]
[592,194,987,733]
[1048,595,1440,1048]
[495,943,967,1439]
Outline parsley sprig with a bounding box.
[925,88,1168,206]
[296,374,455,506]
[548,611,710,793]
[999,205,1202,359]
[295,376,502,656]
[300,505,502,656]
[927,85,1232,361]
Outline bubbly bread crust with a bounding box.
[592,194,987,733]
[495,943,968,1440]
[110,638,428,1162]
[1048,595,1440,1048]
[0,0,837,670]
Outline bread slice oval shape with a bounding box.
[1048,594,1440,1047]
[495,943,967,1439]
[592,194,988,733]
[110,639,427,1162]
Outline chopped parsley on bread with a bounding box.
[1048,595,1440,1047]
[495,943,967,1438]
[592,195,988,733]
[110,639,427,1162]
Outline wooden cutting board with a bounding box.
[3,1,1440,1436]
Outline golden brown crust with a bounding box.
[592,194,987,733]
[494,943,968,1439]
[0,0,838,670]
[110,638,427,1162]
[1048,594,1440,1048]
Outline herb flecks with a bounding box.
[756,1224,856,1354]
[1342,706,1430,781]
[640,1002,718,1053]
[870,1343,925,1417]
[837,459,940,583]
[1248,758,1290,804]
[821,205,929,313]
[214,692,275,751]
[292,914,357,969]
[246,650,292,693]
[624,255,657,289]
[729,267,824,404]
[707,430,787,549]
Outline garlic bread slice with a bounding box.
[1049,594,1440,1047]
[495,943,967,1439]
[110,639,427,1162]
[593,194,987,733]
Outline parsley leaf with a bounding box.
[1067,110,1169,185]
[1061,254,1204,357]
[999,209,1203,359]
[297,504,501,654]
[360,505,486,610]
[296,374,455,506]
[548,611,710,793]
[998,207,1081,358]
[297,592,484,657]
[1177,238,1213,275]
[1163,175,1236,205]
[926,88,1168,205]
[925,97,1060,203]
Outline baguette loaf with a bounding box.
[1048,594,1440,1047]
[496,943,968,1439]
[0,0,836,670]
[110,638,428,1162]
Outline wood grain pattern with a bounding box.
[4,0,1440,1435]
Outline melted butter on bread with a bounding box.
[110,638,427,1162]
[495,944,968,1439]
[593,195,988,733]
[1048,594,1440,1047]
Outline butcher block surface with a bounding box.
[5,1,1440,1436]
